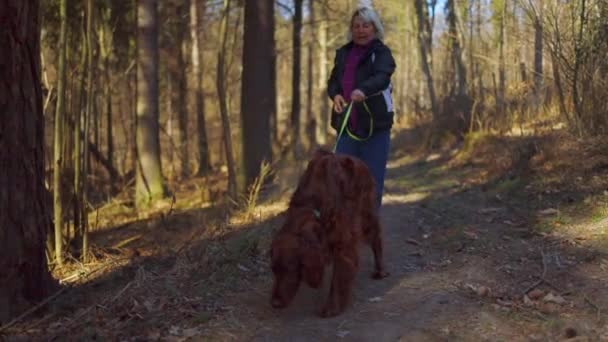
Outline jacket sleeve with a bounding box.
[327,51,341,101]
[358,45,396,97]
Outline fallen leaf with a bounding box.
[539,302,560,314]
[147,331,162,340]
[182,327,201,338]
[337,330,350,338]
[523,295,534,306]
[463,230,479,240]
[528,289,545,300]
[237,264,250,272]
[143,299,156,312]
[368,296,382,302]
[543,292,566,305]
[465,283,477,292]
[496,299,513,307]
[538,208,559,216]
[169,326,181,336]
[477,286,490,297]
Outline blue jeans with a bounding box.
[335,129,391,208]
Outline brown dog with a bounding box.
[270,150,388,317]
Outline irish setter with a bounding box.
[270,149,389,317]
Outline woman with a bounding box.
[327,6,396,207]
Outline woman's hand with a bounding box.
[350,89,366,102]
[333,94,347,113]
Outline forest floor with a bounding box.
[3,124,608,341]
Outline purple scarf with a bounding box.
[341,43,371,132]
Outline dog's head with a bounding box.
[270,213,324,309]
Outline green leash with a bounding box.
[332,101,374,153]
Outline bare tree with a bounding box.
[447,0,468,96]
[414,0,439,119]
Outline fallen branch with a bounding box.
[0,286,70,333]
[406,238,422,246]
[523,248,547,295]
[584,295,602,322]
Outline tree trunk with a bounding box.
[191,0,211,176]
[317,3,329,145]
[0,0,55,322]
[217,0,238,199]
[291,0,303,156]
[476,0,484,102]
[240,0,275,186]
[551,51,570,125]
[305,0,315,151]
[53,0,68,267]
[136,0,166,207]
[105,58,114,183]
[533,0,543,96]
[167,0,189,178]
[572,0,586,129]
[497,0,506,119]
[414,0,439,120]
[447,0,467,96]
[99,4,115,185]
[81,0,94,262]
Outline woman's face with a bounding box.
[351,15,376,45]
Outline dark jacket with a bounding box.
[327,39,396,134]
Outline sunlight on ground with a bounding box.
[387,154,417,170]
[383,192,429,205]
[229,201,288,226]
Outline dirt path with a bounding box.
[195,140,608,341]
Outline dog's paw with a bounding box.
[371,270,390,279]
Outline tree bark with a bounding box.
[167,0,189,178]
[82,0,94,261]
[136,0,166,207]
[291,0,303,156]
[217,0,238,199]
[533,0,543,96]
[414,0,439,120]
[317,3,329,145]
[447,0,468,96]
[497,0,507,119]
[306,0,315,150]
[0,0,54,322]
[240,0,275,186]
[53,0,68,266]
[191,0,211,176]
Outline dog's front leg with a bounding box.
[319,247,358,318]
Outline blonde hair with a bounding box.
[346,6,385,41]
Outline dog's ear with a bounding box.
[335,156,358,198]
[299,224,324,288]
